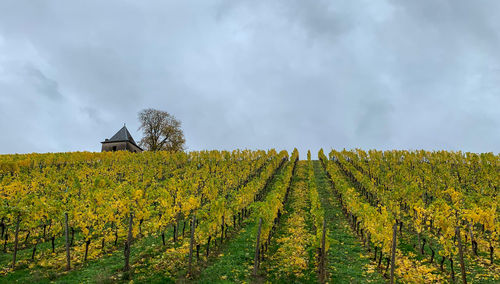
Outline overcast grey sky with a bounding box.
[1,0,499,155]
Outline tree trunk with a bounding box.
[421,238,426,255]
[206,236,211,257]
[70,227,75,247]
[84,239,91,261]
[490,244,494,265]
[31,242,37,260]
[0,218,4,239]
[440,256,446,271]
[377,248,383,268]
[384,257,391,277]
[24,231,30,244]
[221,216,225,243]
[51,236,55,253]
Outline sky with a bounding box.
[0,0,499,155]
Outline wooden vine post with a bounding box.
[65,212,71,271]
[188,214,196,276]
[124,212,134,273]
[12,214,21,269]
[390,221,398,284]
[319,217,327,283]
[456,226,467,284]
[253,218,263,276]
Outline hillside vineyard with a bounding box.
[0,149,498,283]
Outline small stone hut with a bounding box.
[101,125,143,153]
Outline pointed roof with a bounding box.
[102,126,142,150]
[109,126,137,144]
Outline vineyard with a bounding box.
[0,149,498,283]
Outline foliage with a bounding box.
[137,108,185,151]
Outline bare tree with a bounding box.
[138,108,185,151]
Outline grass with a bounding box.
[263,161,317,283]
[312,160,385,283]
[194,162,290,283]
[196,219,259,283]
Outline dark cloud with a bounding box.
[0,0,499,155]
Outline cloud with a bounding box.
[23,64,63,100]
[0,0,499,155]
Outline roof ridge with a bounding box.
[103,126,141,149]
